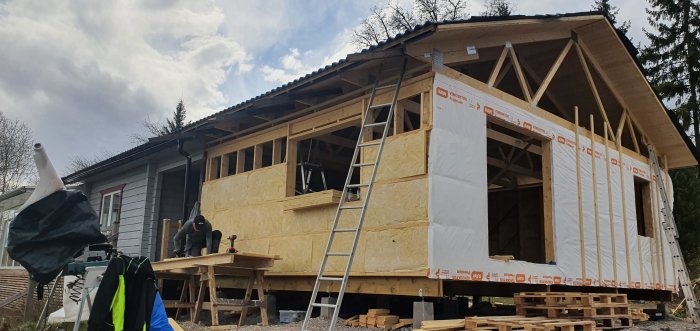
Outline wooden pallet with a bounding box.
[516,305,630,318]
[464,316,595,331]
[515,293,627,308]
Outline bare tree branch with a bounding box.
[0,111,34,194]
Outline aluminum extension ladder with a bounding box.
[302,58,408,331]
[648,145,700,323]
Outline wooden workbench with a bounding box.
[152,252,278,327]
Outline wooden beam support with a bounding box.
[616,110,628,142]
[236,149,245,174]
[542,140,554,263]
[575,106,586,280]
[617,136,633,287]
[507,46,532,103]
[272,138,285,164]
[531,39,574,108]
[590,114,603,284]
[253,144,263,170]
[626,114,641,153]
[574,42,616,140]
[519,56,573,121]
[604,124,618,286]
[486,128,543,155]
[488,45,510,87]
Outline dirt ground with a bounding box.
[176,317,700,331]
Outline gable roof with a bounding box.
[64,11,698,183]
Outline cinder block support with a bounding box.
[320,296,337,319]
[413,301,434,328]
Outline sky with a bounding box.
[0,0,653,176]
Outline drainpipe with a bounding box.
[177,139,191,225]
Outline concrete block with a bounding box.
[320,296,337,319]
[412,301,434,328]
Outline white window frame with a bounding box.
[0,210,19,268]
[99,185,124,229]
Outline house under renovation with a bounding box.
[65,12,699,301]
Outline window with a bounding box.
[99,186,124,228]
[0,210,19,267]
[486,120,552,264]
[634,177,654,237]
[290,125,361,196]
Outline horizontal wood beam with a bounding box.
[487,128,542,155]
[346,48,404,62]
[487,157,542,180]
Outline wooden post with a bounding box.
[664,154,676,290]
[651,163,666,289]
[542,140,555,262]
[221,154,230,178]
[23,279,38,321]
[590,114,602,284]
[575,106,586,281]
[255,270,269,326]
[507,47,532,103]
[604,125,618,286]
[394,103,405,135]
[194,277,206,322]
[285,137,298,197]
[188,276,197,322]
[236,150,245,174]
[239,272,256,326]
[272,138,284,165]
[160,219,172,261]
[616,139,632,287]
[253,144,263,169]
[207,266,219,325]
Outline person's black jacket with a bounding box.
[88,255,158,331]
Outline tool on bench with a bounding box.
[227,235,238,253]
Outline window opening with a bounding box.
[262,141,273,167]
[226,152,237,176]
[486,120,549,264]
[243,147,254,172]
[634,177,653,237]
[293,125,361,196]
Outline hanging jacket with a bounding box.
[88,255,158,331]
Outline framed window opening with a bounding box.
[486,119,553,264]
[99,185,124,229]
[633,177,654,238]
[206,137,287,181]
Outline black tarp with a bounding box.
[8,190,106,285]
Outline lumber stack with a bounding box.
[465,316,595,331]
[344,309,411,329]
[515,292,632,329]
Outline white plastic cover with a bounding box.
[428,73,675,291]
[19,143,66,212]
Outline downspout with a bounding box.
[177,139,191,225]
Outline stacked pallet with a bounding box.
[515,292,632,329]
[465,316,595,331]
[344,309,412,329]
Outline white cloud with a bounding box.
[261,48,316,84]
[0,0,252,172]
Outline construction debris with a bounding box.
[346,309,411,329]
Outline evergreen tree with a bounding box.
[592,0,631,35]
[640,0,700,141]
[166,99,187,133]
[641,0,700,278]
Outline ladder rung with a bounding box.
[364,121,388,128]
[319,276,344,282]
[376,84,397,90]
[326,252,351,256]
[340,205,363,210]
[353,162,375,167]
[347,183,369,188]
[311,302,337,308]
[369,103,392,109]
[333,228,357,232]
[359,141,381,147]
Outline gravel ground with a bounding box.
[176,317,700,331]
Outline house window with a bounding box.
[99,186,124,228]
[486,120,552,264]
[0,210,19,267]
[634,177,654,237]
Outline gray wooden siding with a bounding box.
[87,165,149,256]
